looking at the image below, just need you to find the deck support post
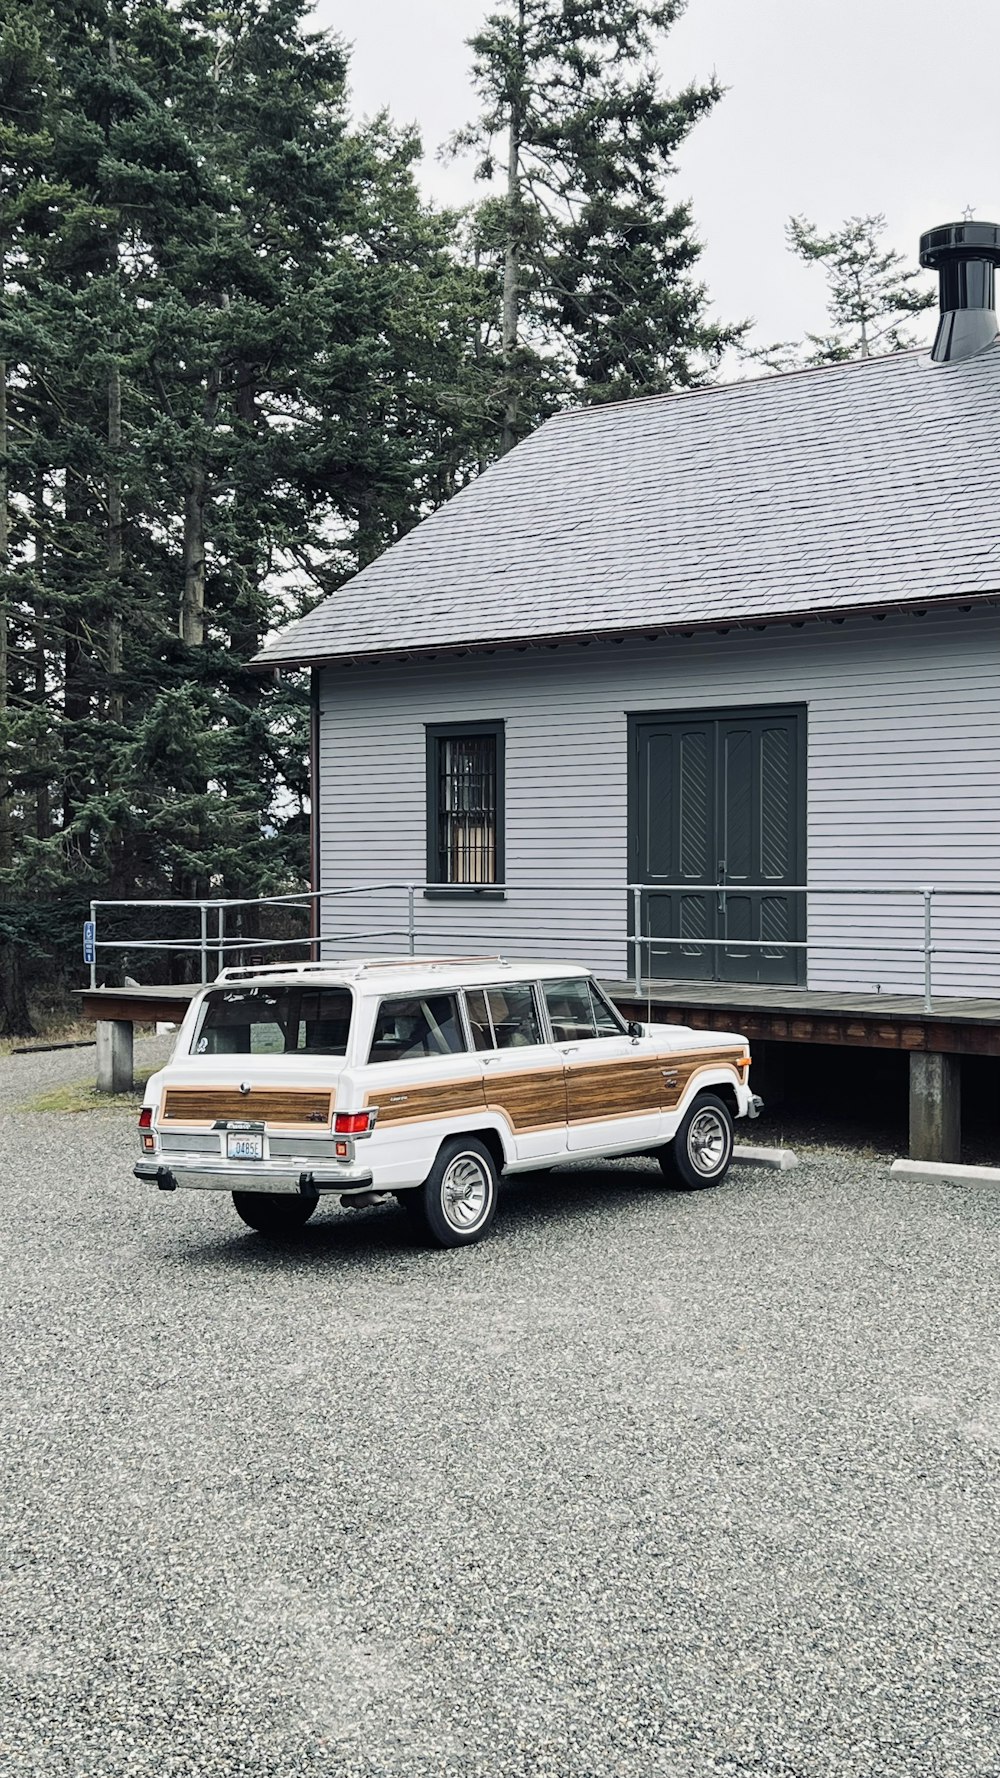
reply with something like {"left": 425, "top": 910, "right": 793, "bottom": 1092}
{"left": 96, "top": 1019, "right": 134, "bottom": 1095}
{"left": 909, "top": 1051, "right": 960, "bottom": 1162}
{"left": 751, "top": 1040, "right": 786, "bottom": 1108}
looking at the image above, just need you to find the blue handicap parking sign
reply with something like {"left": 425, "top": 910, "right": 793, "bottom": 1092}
{"left": 83, "top": 921, "right": 96, "bottom": 965}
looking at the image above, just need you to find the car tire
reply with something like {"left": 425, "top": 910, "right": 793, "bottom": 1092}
{"left": 232, "top": 1191, "right": 318, "bottom": 1234}
{"left": 417, "top": 1137, "right": 499, "bottom": 1248}
{"left": 658, "top": 1092, "right": 734, "bottom": 1190}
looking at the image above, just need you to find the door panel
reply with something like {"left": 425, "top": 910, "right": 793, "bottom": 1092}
{"left": 716, "top": 713, "right": 801, "bottom": 985}
{"left": 633, "top": 708, "right": 804, "bottom": 986}
{"left": 636, "top": 719, "right": 715, "bottom": 981}
{"left": 480, "top": 1050, "right": 568, "bottom": 1161}
{"left": 561, "top": 1038, "right": 663, "bottom": 1151}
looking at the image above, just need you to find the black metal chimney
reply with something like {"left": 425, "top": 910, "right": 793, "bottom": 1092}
{"left": 919, "top": 220, "right": 1000, "bottom": 363}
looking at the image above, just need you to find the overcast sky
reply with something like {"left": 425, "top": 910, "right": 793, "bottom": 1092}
{"left": 313, "top": 0, "right": 1000, "bottom": 353}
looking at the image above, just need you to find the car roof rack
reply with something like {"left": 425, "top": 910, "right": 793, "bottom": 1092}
{"left": 215, "top": 961, "right": 335, "bottom": 982}
{"left": 214, "top": 955, "right": 512, "bottom": 984}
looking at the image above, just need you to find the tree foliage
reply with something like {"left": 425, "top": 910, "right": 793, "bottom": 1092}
{"left": 0, "top": 0, "right": 731, "bottom": 1032}
{"left": 453, "top": 0, "right": 743, "bottom": 449}
{"left": 0, "top": 0, "right": 489, "bottom": 1031}
{"left": 746, "top": 213, "right": 935, "bottom": 373}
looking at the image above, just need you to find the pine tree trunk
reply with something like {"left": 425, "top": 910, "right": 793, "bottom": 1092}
{"left": 105, "top": 35, "right": 124, "bottom": 717}
{"left": 33, "top": 470, "right": 49, "bottom": 843}
{"left": 62, "top": 476, "right": 90, "bottom": 835}
{"left": 0, "top": 341, "right": 11, "bottom": 879}
{"left": 500, "top": 2, "right": 526, "bottom": 456}
{"left": 107, "top": 359, "right": 123, "bottom": 716}
{"left": 0, "top": 337, "right": 34, "bottom": 1038}
{"left": 180, "top": 463, "right": 207, "bottom": 645}
{"left": 180, "top": 372, "right": 219, "bottom": 645}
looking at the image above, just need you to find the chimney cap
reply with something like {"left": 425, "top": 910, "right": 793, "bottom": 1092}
{"left": 920, "top": 220, "right": 1000, "bottom": 270}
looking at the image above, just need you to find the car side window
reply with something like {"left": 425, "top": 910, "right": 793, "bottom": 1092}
{"left": 589, "top": 982, "right": 626, "bottom": 1036}
{"left": 487, "top": 984, "right": 542, "bottom": 1049}
{"left": 464, "top": 983, "right": 542, "bottom": 1050}
{"left": 544, "top": 977, "right": 622, "bottom": 1042}
{"left": 465, "top": 988, "right": 494, "bottom": 1052}
{"left": 368, "top": 993, "right": 466, "bottom": 1063}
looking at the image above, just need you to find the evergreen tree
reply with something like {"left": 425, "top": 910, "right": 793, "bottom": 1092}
{"left": 0, "top": 0, "right": 487, "bottom": 1030}
{"left": 746, "top": 213, "right": 935, "bottom": 373}
{"left": 453, "top": 0, "right": 742, "bottom": 450}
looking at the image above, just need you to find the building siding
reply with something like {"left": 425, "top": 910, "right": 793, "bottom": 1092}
{"left": 317, "top": 608, "right": 1000, "bottom": 997}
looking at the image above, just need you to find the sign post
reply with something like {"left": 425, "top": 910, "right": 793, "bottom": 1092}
{"left": 83, "top": 920, "right": 96, "bottom": 987}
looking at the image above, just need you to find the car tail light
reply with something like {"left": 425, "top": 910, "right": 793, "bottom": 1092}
{"left": 334, "top": 1110, "right": 376, "bottom": 1136}
{"left": 138, "top": 1107, "right": 153, "bottom": 1130}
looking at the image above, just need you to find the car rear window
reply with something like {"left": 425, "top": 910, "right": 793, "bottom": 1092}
{"left": 193, "top": 986, "right": 353, "bottom": 1056}
{"left": 368, "top": 994, "right": 466, "bottom": 1063}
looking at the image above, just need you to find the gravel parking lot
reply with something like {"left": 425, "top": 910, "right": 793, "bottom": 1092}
{"left": 2, "top": 1042, "right": 999, "bottom": 1777}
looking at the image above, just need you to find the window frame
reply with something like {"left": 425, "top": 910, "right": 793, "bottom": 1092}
{"left": 539, "top": 975, "right": 630, "bottom": 1044}
{"left": 461, "top": 980, "right": 547, "bottom": 1052}
{"left": 365, "top": 990, "right": 470, "bottom": 1065}
{"left": 424, "top": 720, "right": 506, "bottom": 899}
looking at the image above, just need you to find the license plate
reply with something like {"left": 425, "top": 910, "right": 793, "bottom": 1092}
{"left": 227, "top": 1133, "right": 264, "bottom": 1161}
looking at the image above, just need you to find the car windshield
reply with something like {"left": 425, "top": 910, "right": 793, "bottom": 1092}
{"left": 192, "top": 985, "right": 353, "bottom": 1056}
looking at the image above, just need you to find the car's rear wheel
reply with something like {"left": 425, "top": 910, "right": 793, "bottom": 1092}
{"left": 417, "top": 1137, "right": 499, "bottom": 1248}
{"left": 658, "top": 1092, "right": 734, "bottom": 1190}
{"left": 232, "top": 1190, "right": 318, "bottom": 1234}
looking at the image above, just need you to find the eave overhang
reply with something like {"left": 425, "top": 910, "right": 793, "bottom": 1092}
{"left": 247, "top": 588, "right": 1000, "bottom": 675}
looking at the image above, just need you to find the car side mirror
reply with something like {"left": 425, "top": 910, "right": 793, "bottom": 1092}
{"left": 627, "top": 1019, "right": 644, "bottom": 1039}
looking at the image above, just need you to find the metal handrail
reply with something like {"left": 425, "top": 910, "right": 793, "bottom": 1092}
{"left": 85, "top": 877, "right": 1000, "bottom": 1015}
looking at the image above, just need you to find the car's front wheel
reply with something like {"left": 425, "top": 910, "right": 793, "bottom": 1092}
{"left": 232, "top": 1190, "right": 318, "bottom": 1234}
{"left": 658, "top": 1092, "right": 734, "bottom": 1190}
{"left": 418, "top": 1137, "right": 499, "bottom": 1248}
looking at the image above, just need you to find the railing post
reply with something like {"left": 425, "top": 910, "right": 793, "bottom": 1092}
{"left": 408, "top": 885, "right": 416, "bottom": 956}
{"left": 199, "top": 904, "right": 208, "bottom": 984}
{"left": 89, "top": 900, "right": 97, "bottom": 991}
{"left": 922, "top": 886, "right": 934, "bottom": 1013}
{"left": 217, "top": 905, "right": 225, "bottom": 979}
{"left": 631, "top": 885, "right": 642, "bottom": 997}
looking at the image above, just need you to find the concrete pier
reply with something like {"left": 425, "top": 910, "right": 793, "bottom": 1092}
{"left": 908, "top": 1051, "right": 961, "bottom": 1162}
{"left": 95, "top": 1019, "right": 135, "bottom": 1095}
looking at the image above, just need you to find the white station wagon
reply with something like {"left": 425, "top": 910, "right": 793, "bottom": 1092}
{"left": 135, "top": 957, "right": 762, "bottom": 1247}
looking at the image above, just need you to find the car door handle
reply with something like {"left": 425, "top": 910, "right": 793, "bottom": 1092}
{"left": 560, "top": 1046, "right": 580, "bottom": 1056}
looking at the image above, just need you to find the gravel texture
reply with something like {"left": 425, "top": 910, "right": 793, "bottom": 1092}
{"left": 0, "top": 1032, "right": 174, "bottom": 1110}
{"left": 2, "top": 1048, "right": 999, "bottom": 1776}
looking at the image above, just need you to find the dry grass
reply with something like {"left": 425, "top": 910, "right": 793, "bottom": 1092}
{"left": 22, "top": 1067, "right": 156, "bottom": 1115}
{"left": 0, "top": 1015, "right": 98, "bottom": 1059}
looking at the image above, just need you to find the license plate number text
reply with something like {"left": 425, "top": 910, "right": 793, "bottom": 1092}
{"left": 227, "top": 1133, "right": 264, "bottom": 1160}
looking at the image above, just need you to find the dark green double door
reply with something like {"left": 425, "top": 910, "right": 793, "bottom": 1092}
{"left": 630, "top": 707, "right": 806, "bottom": 985}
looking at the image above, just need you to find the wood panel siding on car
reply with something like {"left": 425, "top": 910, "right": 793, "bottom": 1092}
{"left": 161, "top": 1088, "right": 334, "bottom": 1127}
{"left": 366, "top": 1078, "right": 487, "bottom": 1127}
{"left": 564, "top": 1047, "right": 744, "bottom": 1123}
{"left": 482, "top": 1067, "right": 568, "bottom": 1132}
{"left": 564, "top": 1054, "right": 665, "bottom": 1124}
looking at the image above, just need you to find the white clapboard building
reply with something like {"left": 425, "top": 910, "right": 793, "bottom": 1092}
{"left": 255, "top": 222, "right": 1000, "bottom": 1010}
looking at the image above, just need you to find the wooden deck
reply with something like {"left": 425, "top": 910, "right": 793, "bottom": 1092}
{"left": 79, "top": 979, "right": 1000, "bottom": 1057}
{"left": 604, "top": 979, "right": 1000, "bottom": 1056}
{"left": 78, "top": 984, "right": 198, "bottom": 1024}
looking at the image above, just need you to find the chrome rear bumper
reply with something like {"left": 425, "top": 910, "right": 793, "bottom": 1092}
{"left": 134, "top": 1159, "right": 374, "bottom": 1195}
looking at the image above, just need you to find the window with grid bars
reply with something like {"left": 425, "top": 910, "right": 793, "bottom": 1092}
{"left": 426, "top": 723, "right": 504, "bottom": 887}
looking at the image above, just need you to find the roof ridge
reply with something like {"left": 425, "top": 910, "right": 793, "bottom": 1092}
{"left": 542, "top": 345, "right": 928, "bottom": 425}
